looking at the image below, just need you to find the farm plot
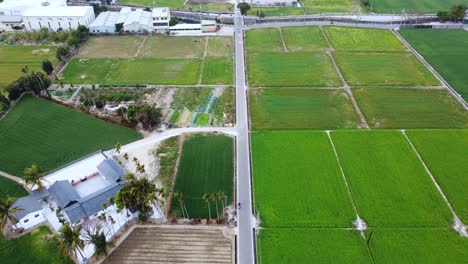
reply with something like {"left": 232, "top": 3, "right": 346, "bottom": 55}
{"left": 406, "top": 130, "right": 468, "bottom": 223}
{"left": 206, "top": 37, "right": 233, "bottom": 57}
{"left": 78, "top": 37, "right": 144, "bottom": 58}
{"left": 140, "top": 37, "right": 205, "bottom": 58}
{"left": 171, "top": 134, "right": 234, "bottom": 219}
{"left": 248, "top": 52, "right": 341, "bottom": 87}
{"left": 245, "top": 28, "right": 283, "bottom": 52}
{"left": 333, "top": 52, "right": 439, "bottom": 86}
{"left": 353, "top": 88, "right": 468, "bottom": 129}
{"left": 302, "top": 0, "right": 363, "bottom": 14}
{"left": 252, "top": 131, "right": 356, "bottom": 227}
{"left": 258, "top": 228, "right": 372, "bottom": 264}
{"left": 371, "top": 0, "right": 468, "bottom": 13}
{"left": 249, "top": 88, "right": 360, "bottom": 130}
{"left": 0, "top": 45, "right": 57, "bottom": 86}
{"left": 0, "top": 177, "right": 28, "bottom": 199}
{"left": 369, "top": 228, "right": 468, "bottom": 263}
{"left": 330, "top": 131, "right": 452, "bottom": 227}
{"left": 400, "top": 29, "right": 468, "bottom": 101}
{"left": 202, "top": 58, "right": 234, "bottom": 85}
{"left": 281, "top": 27, "right": 329, "bottom": 51}
{"left": 323, "top": 27, "right": 405, "bottom": 51}
{"left": 0, "top": 95, "right": 142, "bottom": 176}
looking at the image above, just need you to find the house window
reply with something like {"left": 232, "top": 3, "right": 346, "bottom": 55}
{"left": 24, "top": 219, "right": 29, "bottom": 223}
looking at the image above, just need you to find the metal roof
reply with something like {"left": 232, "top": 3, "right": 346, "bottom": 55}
{"left": 48, "top": 180, "right": 80, "bottom": 209}
{"left": 11, "top": 189, "right": 49, "bottom": 220}
{"left": 22, "top": 6, "right": 93, "bottom": 17}
{"left": 124, "top": 9, "right": 152, "bottom": 27}
{"left": 97, "top": 159, "right": 125, "bottom": 183}
{"left": 152, "top": 7, "right": 168, "bottom": 17}
{"left": 89, "top": 11, "right": 119, "bottom": 28}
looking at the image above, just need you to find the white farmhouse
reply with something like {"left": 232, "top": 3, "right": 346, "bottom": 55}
{"left": 152, "top": 7, "right": 170, "bottom": 33}
{"left": 22, "top": 6, "right": 95, "bottom": 31}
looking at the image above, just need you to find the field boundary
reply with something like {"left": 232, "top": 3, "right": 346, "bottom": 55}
{"left": 392, "top": 29, "right": 468, "bottom": 110}
{"left": 166, "top": 134, "right": 185, "bottom": 216}
{"left": 401, "top": 130, "right": 467, "bottom": 237}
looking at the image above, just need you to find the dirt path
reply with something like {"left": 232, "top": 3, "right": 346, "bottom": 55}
{"left": 0, "top": 171, "right": 29, "bottom": 192}
{"left": 402, "top": 130, "right": 467, "bottom": 237}
{"left": 198, "top": 37, "right": 210, "bottom": 85}
{"left": 166, "top": 135, "right": 185, "bottom": 216}
{"left": 134, "top": 37, "right": 147, "bottom": 57}
{"left": 278, "top": 28, "right": 288, "bottom": 52}
{"left": 392, "top": 29, "right": 467, "bottom": 110}
{"left": 320, "top": 26, "right": 335, "bottom": 51}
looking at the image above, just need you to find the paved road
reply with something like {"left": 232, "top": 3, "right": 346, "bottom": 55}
{"left": 234, "top": 5, "right": 256, "bottom": 264}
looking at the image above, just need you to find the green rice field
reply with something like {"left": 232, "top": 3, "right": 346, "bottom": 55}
{"left": 400, "top": 29, "right": 468, "bottom": 100}
{"left": 249, "top": 88, "right": 360, "bottom": 130}
{"left": 0, "top": 95, "right": 142, "bottom": 176}
{"left": 78, "top": 37, "right": 144, "bottom": 58}
{"left": 281, "top": 27, "right": 329, "bottom": 51}
{"left": 371, "top": 0, "right": 468, "bottom": 13}
{"left": 406, "top": 130, "right": 468, "bottom": 223}
{"left": 353, "top": 88, "right": 468, "bottom": 129}
{"left": 171, "top": 134, "right": 234, "bottom": 218}
{"left": 323, "top": 27, "right": 405, "bottom": 51}
{"left": 330, "top": 131, "right": 452, "bottom": 227}
{"left": 0, "top": 177, "right": 28, "bottom": 199}
{"left": 201, "top": 58, "right": 233, "bottom": 85}
{"left": 246, "top": 28, "right": 283, "bottom": 52}
{"left": 333, "top": 52, "right": 439, "bottom": 86}
{"left": 252, "top": 131, "right": 355, "bottom": 227}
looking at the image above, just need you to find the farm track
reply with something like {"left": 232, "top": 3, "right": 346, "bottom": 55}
{"left": 105, "top": 226, "right": 233, "bottom": 264}
{"left": 0, "top": 171, "right": 27, "bottom": 190}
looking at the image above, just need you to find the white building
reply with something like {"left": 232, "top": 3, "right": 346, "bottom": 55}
{"left": 123, "top": 8, "right": 152, "bottom": 33}
{"left": 152, "top": 7, "right": 170, "bottom": 33}
{"left": 88, "top": 11, "right": 119, "bottom": 33}
{"left": 22, "top": 6, "right": 95, "bottom": 31}
{"left": 0, "top": 0, "right": 66, "bottom": 16}
{"left": 249, "top": 0, "right": 298, "bottom": 7}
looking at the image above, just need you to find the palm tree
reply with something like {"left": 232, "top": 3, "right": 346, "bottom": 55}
{"left": 217, "top": 191, "right": 225, "bottom": 219}
{"left": 115, "top": 143, "right": 121, "bottom": 154}
{"left": 108, "top": 196, "right": 122, "bottom": 228}
{"left": 57, "top": 223, "right": 85, "bottom": 260}
{"left": 83, "top": 223, "right": 112, "bottom": 260}
{"left": 202, "top": 193, "right": 211, "bottom": 220}
{"left": 0, "top": 196, "right": 22, "bottom": 233}
{"left": 211, "top": 193, "right": 219, "bottom": 221}
{"left": 23, "top": 164, "right": 45, "bottom": 190}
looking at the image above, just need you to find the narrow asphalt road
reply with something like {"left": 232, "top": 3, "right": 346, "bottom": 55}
{"left": 234, "top": 6, "right": 256, "bottom": 264}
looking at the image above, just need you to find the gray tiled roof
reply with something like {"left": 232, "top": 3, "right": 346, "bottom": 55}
{"left": 11, "top": 189, "right": 49, "bottom": 220}
{"left": 63, "top": 203, "right": 87, "bottom": 224}
{"left": 48, "top": 180, "right": 80, "bottom": 209}
{"left": 97, "top": 159, "right": 125, "bottom": 183}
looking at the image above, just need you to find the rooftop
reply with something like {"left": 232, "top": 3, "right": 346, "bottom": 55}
{"left": 89, "top": 11, "right": 119, "bottom": 28}
{"left": 152, "top": 7, "right": 169, "bottom": 17}
{"left": 22, "top": 6, "right": 93, "bottom": 17}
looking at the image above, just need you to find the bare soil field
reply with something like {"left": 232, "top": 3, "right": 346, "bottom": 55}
{"left": 106, "top": 225, "right": 234, "bottom": 264}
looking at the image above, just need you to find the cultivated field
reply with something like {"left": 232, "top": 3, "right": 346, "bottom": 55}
{"left": 400, "top": 29, "right": 468, "bottom": 100}
{"left": 248, "top": 0, "right": 363, "bottom": 16}
{"left": 0, "top": 95, "right": 142, "bottom": 176}
{"left": 0, "top": 177, "right": 27, "bottom": 199}
{"left": 324, "top": 27, "right": 406, "bottom": 51}
{"left": 59, "top": 36, "right": 233, "bottom": 85}
{"left": 249, "top": 89, "right": 360, "bottom": 130}
{"left": 117, "top": 0, "right": 232, "bottom": 12}
{"left": 0, "top": 45, "right": 57, "bottom": 86}
{"left": 330, "top": 131, "right": 452, "bottom": 227}
{"left": 106, "top": 226, "right": 234, "bottom": 264}
{"left": 371, "top": 0, "right": 468, "bottom": 13}
{"left": 353, "top": 88, "right": 468, "bottom": 128}
{"left": 171, "top": 134, "right": 234, "bottom": 218}
{"left": 252, "top": 131, "right": 356, "bottom": 227}
{"left": 281, "top": 27, "right": 329, "bottom": 51}
{"left": 406, "top": 130, "right": 468, "bottom": 223}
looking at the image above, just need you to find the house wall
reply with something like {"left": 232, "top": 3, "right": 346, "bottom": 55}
{"left": 89, "top": 25, "right": 116, "bottom": 33}
{"left": 124, "top": 22, "right": 152, "bottom": 33}
{"left": 14, "top": 210, "right": 47, "bottom": 230}
{"left": 23, "top": 9, "right": 95, "bottom": 31}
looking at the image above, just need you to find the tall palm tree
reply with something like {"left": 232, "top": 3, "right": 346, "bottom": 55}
{"left": 57, "top": 223, "right": 85, "bottom": 260}
{"left": 0, "top": 196, "right": 22, "bottom": 232}
{"left": 23, "top": 164, "right": 45, "bottom": 190}
{"left": 202, "top": 193, "right": 211, "bottom": 220}
{"left": 83, "top": 223, "right": 112, "bottom": 260}
{"left": 211, "top": 193, "right": 219, "bottom": 221}
{"left": 217, "top": 191, "right": 225, "bottom": 219}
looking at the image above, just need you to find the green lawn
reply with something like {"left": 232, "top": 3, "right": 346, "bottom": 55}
{"left": 252, "top": 131, "right": 355, "bottom": 227}
{"left": 140, "top": 37, "right": 205, "bottom": 58}
{"left": 78, "top": 37, "right": 144, "bottom": 58}
{"left": 258, "top": 228, "right": 372, "bottom": 264}
{"left": 0, "top": 45, "right": 57, "bottom": 86}
{"left": 333, "top": 52, "right": 439, "bottom": 86}
{"left": 371, "top": 0, "right": 468, "bottom": 13}
{"left": 406, "top": 130, "right": 468, "bottom": 223}
{"left": 324, "top": 27, "right": 406, "bottom": 51}
{"left": 369, "top": 228, "right": 468, "bottom": 263}
{"left": 171, "top": 134, "right": 234, "bottom": 218}
{"left": 248, "top": 52, "right": 341, "bottom": 87}
{"left": 0, "top": 226, "right": 73, "bottom": 264}
{"left": 353, "top": 88, "right": 468, "bottom": 129}
{"left": 330, "top": 131, "right": 452, "bottom": 227}
{"left": 201, "top": 58, "right": 233, "bottom": 85}
{"left": 0, "top": 95, "right": 142, "bottom": 176}
{"left": 400, "top": 29, "right": 468, "bottom": 100}
{"left": 59, "top": 58, "right": 202, "bottom": 85}
{"left": 245, "top": 28, "right": 283, "bottom": 52}
{"left": 0, "top": 177, "right": 28, "bottom": 199}
{"left": 249, "top": 88, "right": 360, "bottom": 130}
{"left": 281, "top": 27, "right": 329, "bottom": 51}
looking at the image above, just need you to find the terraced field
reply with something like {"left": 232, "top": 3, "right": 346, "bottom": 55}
{"left": 106, "top": 226, "right": 233, "bottom": 264}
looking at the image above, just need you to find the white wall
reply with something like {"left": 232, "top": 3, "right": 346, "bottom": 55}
{"left": 23, "top": 9, "right": 95, "bottom": 31}
{"left": 14, "top": 210, "right": 47, "bottom": 230}
{"left": 124, "top": 22, "right": 152, "bottom": 33}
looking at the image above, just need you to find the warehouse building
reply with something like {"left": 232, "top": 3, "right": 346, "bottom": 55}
{"left": 22, "top": 6, "right": 95, "bottom": 31}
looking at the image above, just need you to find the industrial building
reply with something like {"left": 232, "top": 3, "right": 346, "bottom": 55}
{"left": 22, "top": 6, "right": 95, "bottom": 31}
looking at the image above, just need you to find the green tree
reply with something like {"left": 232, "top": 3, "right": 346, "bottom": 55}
{"left": 41, "top": 60, "right": 54, "bottom": 75}
{"left": 437, "top": 10, "right": 450, "bottom": 22}
{"left": 0, "top": 196, "right": 21, "bottom": 233}
{"left": 57, "top": 223, "right": 85, "bottom": 260}
{"left": 169, "top": 17, "right": 179, "bottom": 26}
{"left": 237, "top": 2, "right": 251, "bottom": 16}
{"left": 449, "top": 4, "right": 467, "bottom": 21}
{"left": 56, "top": 45, "right": 70, "bottom": 61}
{"left": 202, "top": 193, "right": 211, "bottom": 220}
{"left": 23, "top": 164, "right": 45, "bottom": 190}
{"left": 83, "top": 223, "right": 111, "bottom": 259}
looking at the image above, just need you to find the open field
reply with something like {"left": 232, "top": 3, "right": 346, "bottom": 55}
{"left": 249, "top": 89, "right": 360, "bottom": 130}
{"left": 333, "top": 52, "right": 439, "bottom": 86}
{"left": 302, "top": 0, "right": 362, "bottom": 14}
{"left": 245, "top": 28, "right": 283, "bottom": 52}
{"left": 140, "top": 37, "right": 205, "bottom": 58}
{"left": 248, "top": 52, "right": 341, "bottom": 87}
{"left": 248, "top": 7, "right": 305, "bottom": 16}
{"left": 330, "top": 131, "right": 452, "bottom": 227}
{"left": 371, "top": 0, "right": 468, "bottom": 13}
{"left": 0, "top": 45, "right": 57, "bottom": 86}
{"left": 252, "top": 132, "right": 355, "bottom": 227}
{"left": 353, "top": 88, "right": 468, "bottom": 129}
{"left": 206, "top": 37, "right": 233, "bottom": 57}
{"left": 202, "top": 58, "right": 234, "bottom": 85}
{"left": 0, "top": 177, "right": 28, "bottom": 199}
{"left": 0, "top": 226, "right": 73, "bottom": 264}
{"left": 281, "top": 27, "right": 329, "bottom": 51}
{"left": 106, "top": 226, "right": 233, "bottom": 264}
{"left": 78, "top": 37, "right": 143, "bottom": 58}
{"left": 258, "top": 228, "right": 372, "bottom": 264}
{"left": 117, "top": 0, "right": 232, "bottom": 12}
{"left": 171, "top": 134, "right": 233, "bottom": 218}
{"left": 406, "top": 130, "right": 468, "bottom": 223}
{"left": 400, "top": 29, "right": 468, "bottom": 100}
{"left": 369, "top": 228, "right": 468, "bottom": 263}
{"left": 323, "top": 27, "right": 405, "bottom": 51}
{"left": 0, "top": 95, "right": 142, "bottom": 176}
